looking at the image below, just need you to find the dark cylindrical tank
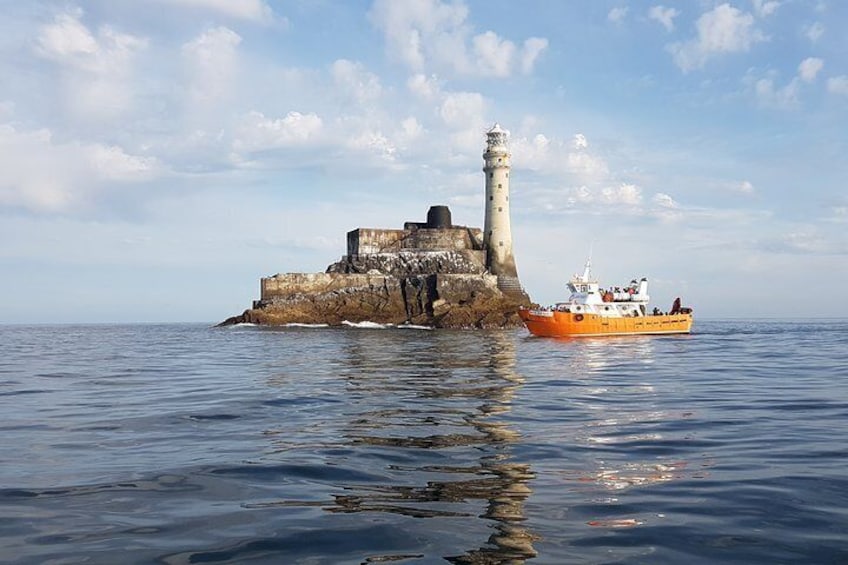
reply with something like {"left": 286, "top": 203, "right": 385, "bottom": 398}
{"left": 426, "top": 205, "right": 452, "bottom": 228}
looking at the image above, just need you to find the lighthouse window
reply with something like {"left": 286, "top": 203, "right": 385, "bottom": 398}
{"left": 498, "top": 183, "right": 502, "bottom": 188}
{"left": 498, "top": 158, "right": 502, "bottom": 163}
{"left": 506, "top": 172, "right": 509, "bottom": 177}
{"left": 499, "top": 241, "right": 504, "bottom": 246}
{"left": 489, "top": 173, "right": 494, "bottom": 178}
{"left": 498, "top": 207, "right": 502, "bottom": 212}
{"left": 489, "top": 196, "right": 493, "bottom": 201}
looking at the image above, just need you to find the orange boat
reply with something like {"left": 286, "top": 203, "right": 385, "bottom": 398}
{"left": 519, "top": 259, "right": 693, "bottom": 337}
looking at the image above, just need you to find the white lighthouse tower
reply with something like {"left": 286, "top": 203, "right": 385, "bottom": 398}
{"left": 483, "top": 123, "right": 522, "bottom": 294}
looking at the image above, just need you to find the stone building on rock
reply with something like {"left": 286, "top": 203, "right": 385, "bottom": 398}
{"left": 224, "top": 124, "right": 531, "bottom": 328}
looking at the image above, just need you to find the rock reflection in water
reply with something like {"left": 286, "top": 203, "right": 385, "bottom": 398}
{"left": 338, "top": 330, "right": 538, "bottom": 563}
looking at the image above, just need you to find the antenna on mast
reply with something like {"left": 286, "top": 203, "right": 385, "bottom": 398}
{"left": 581, "top": 243, "right": 594, "bottom": 282}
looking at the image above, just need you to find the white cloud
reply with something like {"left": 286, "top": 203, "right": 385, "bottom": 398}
{"left": 439, "top": 91, "right": 486, "bottom": 129}
{"left": 36, "top": 8, "right": 98, "bottom": 59}
{"left": 348, "top": 130, "right": 397, "bottom": 160}
{"left": 804, "top": 22, "right": 824, "bottom": 42}
{"left": 754, "top": 76, "right": 799, "bottom": 108}
{"left": 369, "top": 0, "right": 467, "bottom": 71}
{"left": 738, "top": 180, "right": 755, "bottom": 193}
{"left": 35, "top": 8, "right": 147, "bottom": 120}
{"left": 749, "top": 60, "right": 822, "bottom": 108}
{"left": 230, "top": 109, "right": 415, "bottom": 168}
{"left": 828, "top": 207, "right": 848, "bottom": 223}
{"left": 534, "top": 133, "right": 551, "bottom": 148}
{"left": 601, "top": 183, "right": 642, "bottom": 205}
{"left": 407, "top": 73, "right": 441, "bottom": 100}
{"left": 0, "top": 124, "right": 159, "bottom": 213}
{"left": 527, "top": 181, "right": 648, "bottom": 215}
{"left": 521, "top": 37, "right": 549, "bottom": 74}
{"left": 827, "top": 76, "right": 848, "bottom": 96}
{"left": 150, "top": 0, "right": 275, "bottom": 23}
{"left": 798, "top": 57, "right": 823, "bottom": 83}
{"left": 369, "top": 0, "right": 548, "bottom": 77}
{"left": 472, "top": 31, "right": 515, "bottom": 77}
{"left": 570, "top": 186, "right": 592, "bottom": 204}
{"left": 653, "top": 193, "right": 679, "bottom": 208}
{"left": 572, "top": 133, "right": 588, "bottom": 150}
{"left": 650, "top": 192, "right": 682, "bottom": 222}
{"left": 331, "top": 59, "right": 382, "bottom": 103}
{"left": 511, "top": 132, "right": 610, "bottom": 186}
{"left": 649, "top": 6, "right": 680, "bottom": 32}
{"left": 751, "top": 0, "right": 780, "bottom": 17}
{"left": 437, "top": 91, "right": 488, "bottom": 156}
{"left": 566, "top": 152, "right": 609, "bottom": 180}
{"left": 608, "top": 7, "right": 628, "bottom": 24}
{"left": 181, "top": 26, "right": 242, "bottom": 106}
{"left": 232, "top": 110, "right": 324, "bottom": 153}
{"left": 765, "top": 231, "right": 836, "bottom": 255}
{"left": 668, "top": 3, "right": 766, "bottom": 72}
{"left": 89, "top": 145, "right": 158, "bottom": 181}
{"left": 400, "top": 116, "right": 424, "bottom": 140}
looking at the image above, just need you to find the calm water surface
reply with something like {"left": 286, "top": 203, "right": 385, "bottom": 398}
{"left": 1, "top": 320, "right": 847, "bottom": 564}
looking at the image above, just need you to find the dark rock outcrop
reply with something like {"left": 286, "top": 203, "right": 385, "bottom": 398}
{"left": 219, "top": 272, "right": 531, "bottom": 329}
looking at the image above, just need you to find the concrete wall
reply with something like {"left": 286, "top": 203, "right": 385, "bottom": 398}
{"left": 260, "top": 271, "right": 498, "bottom": 303}
{"left": 261, "top": 272, "right": 392, "bottom": 301}
{"left": 347, "top": 227, "right": 483, "bottom": 256}
{"left": 403, "top": 227, "right": 483, "bottom": 251}
{"left": 347, "top": 229, "right": 407, "bottom": 255}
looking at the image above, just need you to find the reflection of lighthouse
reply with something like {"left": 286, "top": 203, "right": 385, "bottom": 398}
{"left": 483, "top": 124, "right": 523, "bottom": 296}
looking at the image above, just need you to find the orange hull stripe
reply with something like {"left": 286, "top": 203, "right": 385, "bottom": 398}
{"left": 519, "top": 311, "right": 693, "bottom": 338}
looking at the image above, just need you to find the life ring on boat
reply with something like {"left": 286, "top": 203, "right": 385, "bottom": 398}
{"left": 574, "top": 314, "right": 584, "bottom": 322}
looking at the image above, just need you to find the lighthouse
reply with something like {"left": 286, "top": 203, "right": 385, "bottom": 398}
{"left": 483, "top": 123, "right": 522, "bottom": 294}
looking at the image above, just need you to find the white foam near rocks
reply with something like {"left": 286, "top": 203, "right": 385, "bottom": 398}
{"left": 340, "top": 320, "right": 433, "bottom": 330}
{"left": 342, "top": 320, "right": 390, "bottom": 329}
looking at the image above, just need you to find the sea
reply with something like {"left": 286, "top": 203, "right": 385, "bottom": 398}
{"left": 1, "top": 320, "right": 846, "bottom": 564}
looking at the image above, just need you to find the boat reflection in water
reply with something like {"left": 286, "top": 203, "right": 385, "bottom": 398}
{"left": 543, "top": 335, "right": 711, "bottom": 531}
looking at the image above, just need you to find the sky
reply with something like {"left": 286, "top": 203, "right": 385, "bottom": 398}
{"left": 1, "top": 0, "right": 846, "bottom": 323}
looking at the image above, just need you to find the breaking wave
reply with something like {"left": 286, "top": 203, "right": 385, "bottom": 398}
{"left": 341, "top": 321, "right": 433, "bottom": 330}
{"left": 342, "top": 321, "right": 391, "bottom": 329}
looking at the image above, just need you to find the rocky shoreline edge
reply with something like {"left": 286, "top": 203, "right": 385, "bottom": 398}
{"left": 218, "top": 272, "right": 531, "bottom": 329}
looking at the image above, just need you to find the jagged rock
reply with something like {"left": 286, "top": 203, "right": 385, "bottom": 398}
{"left": 218, "top": 272, "right": 530, "bottom": 329}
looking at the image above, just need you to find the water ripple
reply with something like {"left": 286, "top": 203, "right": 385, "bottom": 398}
{"left": 0, "top": 320, "right": 846, "bottom": 563}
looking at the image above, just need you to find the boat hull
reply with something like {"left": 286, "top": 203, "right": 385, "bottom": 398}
{"left": 519, "top": 309, "right": 692, "bottom": 338}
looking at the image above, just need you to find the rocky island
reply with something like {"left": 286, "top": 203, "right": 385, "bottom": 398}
{"left": 220, "top": 124, "right": 533, "bottom": 329}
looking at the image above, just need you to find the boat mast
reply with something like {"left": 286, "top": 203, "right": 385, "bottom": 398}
{"left": 581, "top": 244, "right": 593, "bottom": 282}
